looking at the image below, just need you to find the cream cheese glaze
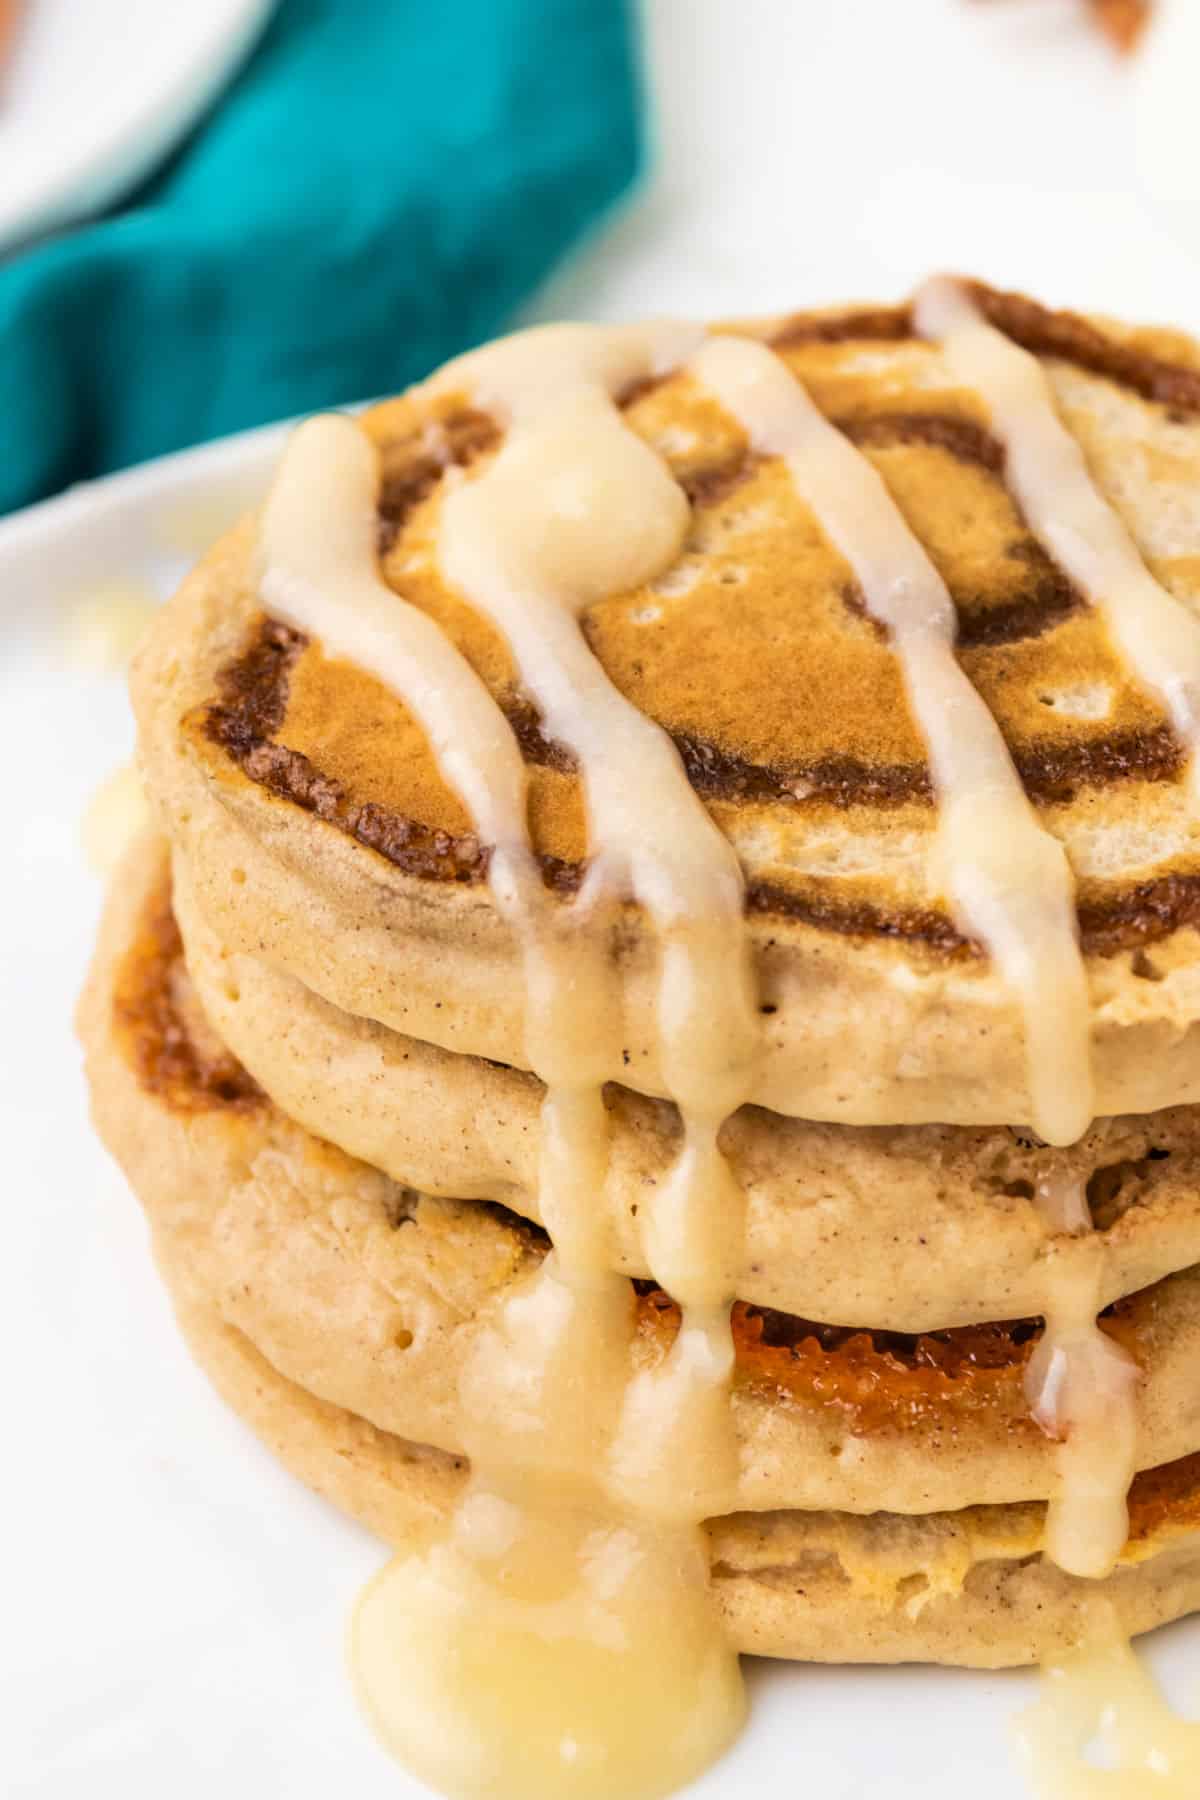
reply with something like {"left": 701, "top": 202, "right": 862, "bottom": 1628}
{"left": 914, "top": 277, "right": 1200, "bottom": 1793}
{"left": 258, "top": 323, "right": 758, "bottom": 1796}
{"left": 253, "top": 290, "right": 1200, "bottom": 1799}
{"left": 691, "top": 333, "right": 1092, "bottom": 1151}
{"left": 358, "top": 324, "right": 757, "bottom": 1799}
{"left": 914, "top": 277, "right": 1200, "bottom": 803}
{"left": 1025, "top": 1175, "right": 1140, "bottom": 1580}
{"left": 1015, "top": 1607, "right": 1200, "bottom": 1797}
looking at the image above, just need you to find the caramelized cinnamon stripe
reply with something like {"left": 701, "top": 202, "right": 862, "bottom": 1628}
{"left": 836, "top": 412, "right": 1004, "bottom": 473}
{"left": 376, "top": 409, "right": 500, "bottom": 550}
{"left": 639, "top": 409, "right": 1087, "bottom": 653}
{"left": 202, "top": 619, "right": 1200, "bottom": 955}
{"left": 773, "top": 280, "right": 1200, "bottom": 417}
{"left": 500, "top": 695, "right": 578, "bottom": 775}
{"left": 113, "top": 886, "right": 261, "bottom": 1112}
{"left": 951, "top": 577, "right": 1082, "bottom": 649}
{"left": 771, "top": 306, "right": 913, "bottom": 348}
{"left": 676, "top": 735, "right": 932, "bottom": 808}
{"left": 676, "top": 452, "right": 758, "bottom": 509}
{"left": 200, "top": 279, "right": 1200, "bottom": 948}
{"left": 743, "top": 881, "right": 972, "bottom": 954}
{"left": 967, "top": 280, "right": 1200, "bottom": 416}
{"left": 1013, "top": 727, "right": 1184, "bottom": 801}
{"left": 203, "top": 620, "right": 488, "bottom": 885}
{"left": 1079, "top": 875, "right": 1200, "bottom": 958}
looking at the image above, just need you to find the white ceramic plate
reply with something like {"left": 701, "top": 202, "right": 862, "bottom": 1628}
{"left": 0, "top": 0, "right": 275, "bottom": 254}
{"left": 7, "top": 1, "right": 1200, "bottom": 1787}
{"left": 3, "top": 425, "right": 1200, "bottom": 1800}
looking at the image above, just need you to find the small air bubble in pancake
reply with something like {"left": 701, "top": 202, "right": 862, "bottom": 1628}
{"left": 651, "top": 425, "right": 698, "bottom": 457}
{"left": 1037, "top": 684, "right": 1113, "bottom": 721}
{"left": 650, "top": 560, "right": 700, "bottom": 597}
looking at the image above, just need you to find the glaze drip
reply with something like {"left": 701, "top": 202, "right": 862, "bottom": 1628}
{"left": 250, "top": 287, "right": 1200, "bottom": 1800}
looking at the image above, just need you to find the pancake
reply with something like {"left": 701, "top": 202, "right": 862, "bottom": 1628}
{"left": 81, "top": 836, "right": 1200, "bottom": 1667}
{"left": 88, "top": 283, "right": 1200, "bottom": 1759}
{"left": 157, "top": 1267, "right": 1200, "bottom": 1670}
{"left": 156, "top": 1243, "right": 1200, "bottom": 1671}
{"left": 175, "top": 848, "right": 1200, "bottom": 1333}
{"left": 79, "top": 837, "right": 1200, "bottom": 1519}
{"left": 164, "top": 1273, "right": 1200, "bottom": 1669}
{"left": 133, "top": 283, "right": 1200, "bottom": 1132}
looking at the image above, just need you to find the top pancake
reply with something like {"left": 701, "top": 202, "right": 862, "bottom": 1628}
{"left": 133, "top": 283, "right": 1200, "bottom": 1128}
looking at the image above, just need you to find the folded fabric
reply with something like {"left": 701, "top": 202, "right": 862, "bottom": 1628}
{"left": 0, "top": 0, "right": 643, "bottom": 514}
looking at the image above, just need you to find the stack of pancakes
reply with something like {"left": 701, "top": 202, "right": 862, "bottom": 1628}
{"left": 80, "top": 284, "right": 1200, "bottom": 1669}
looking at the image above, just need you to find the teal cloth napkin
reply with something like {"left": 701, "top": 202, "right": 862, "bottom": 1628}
{"left": 0, "top": 0, "right": 643, "bottom": 514}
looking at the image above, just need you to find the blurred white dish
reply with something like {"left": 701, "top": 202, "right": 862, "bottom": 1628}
{"left": 0, "top": 0, "right": 275, "bottom": 254}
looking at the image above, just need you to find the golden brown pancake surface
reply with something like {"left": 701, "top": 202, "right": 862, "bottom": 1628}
{"left": 132, "top": 283, "right": 1200, "bottom": 1128}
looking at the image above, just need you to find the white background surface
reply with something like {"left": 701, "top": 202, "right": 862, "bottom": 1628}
{"left": 533, "top": 0, "right": 1200, "bottom": 331}
{"left": 4, "top": 1, "right": 1200, "bottom": 1795}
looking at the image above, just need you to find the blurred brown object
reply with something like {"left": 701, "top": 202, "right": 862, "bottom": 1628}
{"left": 1090, "top": 0, "right": 1151, "bottom": 50}
{"left": 975, "top": 0, "right": 1151, "bottom": 52}
{"left": 0, "top": 0, "right": 22, "bottom": 79}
